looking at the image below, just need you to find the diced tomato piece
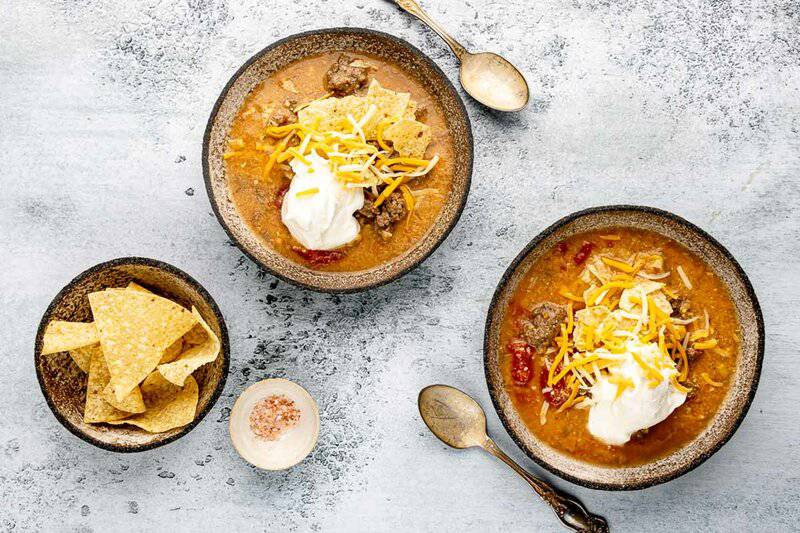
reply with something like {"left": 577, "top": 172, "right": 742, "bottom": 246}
{"left": 274, "top": 182, "right": 290, "bottom": 209}
{"left": 573, "top": 241, "right": 594, "bottom": 265}
{"left": 539, "top": 367, "right": 569, "bottom": 407}
{"left": 292, "top": 247, "right": 346, "bottom": 266}
{"left": 556, "top": 241, "right": 568, "bottom": 255}
{"left": 508, "top": 339, "right": 534, "bottom": 385}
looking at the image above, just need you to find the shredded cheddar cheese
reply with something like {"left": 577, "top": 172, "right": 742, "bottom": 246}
{"left": 677, "top": 265, "right": 693, "bottom": 290}
{"left": 559, "top": 289, "right": 584, "bottom": 302}
{"left": 295, "top": 187, "right": 319, "bottom": 198}
{"left": 374, "top": 176, "right": 406, "bottom": 208}
{"left": 602, "top": 256, "right": 636, "bottom": 273}
{"left": 701, "top": 373, "right": 723, "bottom": 387}
{"left": 693, "top": 339, "right": 718, "bottom": 350}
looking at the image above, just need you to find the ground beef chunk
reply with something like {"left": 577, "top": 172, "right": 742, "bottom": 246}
{"left": 270, "top": 99, "right": 297, "bottom": 126}
{"left": 357, "top": 199, "right": 379, "bottom": 220}
{"left": 668, "top": 296, "right": 692, "bottom": 319}
{"left": 520, "top": 302, "right": 567, "bottom": 350}
{"left": 324, "top": 55, "right": 369, "bottom": 96}
{"left": 358, "top": 193, "right": 407, "bottom": 230}
{"left": 375, "top": 192, "right": 407, "bottom": 229}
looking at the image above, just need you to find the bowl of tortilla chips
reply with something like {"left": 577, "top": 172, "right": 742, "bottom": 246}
{"left": 34, "top": 257, "right": 229, "bottom": 452}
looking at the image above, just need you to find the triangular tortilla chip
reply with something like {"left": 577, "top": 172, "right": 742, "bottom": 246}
{"left": 298, "top": 94, "right": 368, "bottom": 134}
{"left": 101, "top": 383, "right": 145, "bottom": 413}
{"left": 160, "top": 338, "right": 184, "bottom": 364}
{"left": 404, "top": 100, "right": 418, "bottom": 120}
{"left": 363, "top": 80, "right": 412, "bottom": 137}
{"left": 42, "top": 321, "right": 98, "bottom": 355}
{"left": 183, "top": 324, "right": 208, "bottom": 345}
{"left": 158, "top": 308, "right": 220, "bottom": 386}
{"left": 84, "top": 346, "right": 129, "bottom": 423}
{"left": 68, "top": 344, "right": 96, "bottom": 373}
{"left": 108, "top": 372, "right": 198, "bottom": 433}
{"left": 126, "top": 281, "right": 150, "bottom": 292}
{"left": 126, "top": 282, "right": 185, "bottom": 365}
{"left": 88, "top": 289, "right": 197, "bottom": 403}
{"left": 296, "top": 80, "right": 414, "bottom": 139}
{"left": 384, "top": 119, "right": 432, "bottom": 158}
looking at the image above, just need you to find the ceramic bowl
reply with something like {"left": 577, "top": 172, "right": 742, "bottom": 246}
{"left": 34, "top": 257, "right": 229, "bottom": 452}
{"left": 484, "top": 206, "right": 764, "bottom": 490}
{"left": 203, "top": 27, "right": 472, "bottom": 292}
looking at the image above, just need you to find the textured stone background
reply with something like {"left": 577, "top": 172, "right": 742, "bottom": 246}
{"left": 1, "top": 0, "right": 798, "bottom": 531}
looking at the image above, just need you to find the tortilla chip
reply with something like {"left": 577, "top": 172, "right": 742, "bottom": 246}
{"left": 126, "top": 281, "right": 150, "bottom": 292}
{"left": 297, "top": 80, "right": 414, "bottom": 139}
{"left": 363, "top": 80, "right": 412, "bottom": 137}
{"left": 42, "top": 321, "right": 99, "bottom": 355}
{"left": 84, "top": 346, "right": 129, "bottom": 423}
{"left": 298, "top": 94, "right": 368, "bottom": 134}
{"left": 384, "top": 119, "right": 432, "bottom": 158}
{"left": 158, "top": 308, "right": 220, "bottom": 386}
{"left": 101, "top": 383, "right": 146, "bottom": 413}
{"left": 183, "top": 324, "right": 208, "bottom": 345}
{"left": 68, "top": 344, "right": 96, "bottom": 373}
{"left": 88, "top": 289, "right": 197, "bottom": 403}
{"left": 160, "top": 337, "right": 184, "bottom": 364}
{"left": 404, "top": 100, "right": 418, "bottom": 120}
{"left": 108, "top": 372, "right": 198, "bottom": 433}
{"left": 124, "top": 282, "right": 184, "bottom": 365}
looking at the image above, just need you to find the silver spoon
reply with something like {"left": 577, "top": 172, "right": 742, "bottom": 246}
{"left": 393, "top": 0, "right": 530, "bottom": 112}
{"left": 418, "top": 384, "right": 609, "bottom": 532}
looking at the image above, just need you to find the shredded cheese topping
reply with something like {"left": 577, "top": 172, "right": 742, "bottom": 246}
{"left": 544, "top": 246, "right": 728, "bottom": 418}
{"left": 260, "top": 111, "right": 439, "bottom": 194}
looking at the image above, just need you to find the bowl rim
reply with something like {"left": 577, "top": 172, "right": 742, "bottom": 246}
{"left": 483, "top": 204, "right": 765, "bottom": 490}
{"left": 202, "top": 26, "right": 474, "bottom": 293}
{"left": 34, "top": 256, "right": 230, "bottom": 453}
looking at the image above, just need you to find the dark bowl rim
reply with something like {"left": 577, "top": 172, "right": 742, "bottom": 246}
{"left": 202, "top": 26, "right": 474, "bottom": 294}
{"left": 483, "top": 204, "right": 765, "bottom": 490}
{"left": 34, "top": 256, "right": 231, "bottom": 453}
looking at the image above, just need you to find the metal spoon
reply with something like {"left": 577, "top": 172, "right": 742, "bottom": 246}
{"left": 393, "top": 0, "right": 529, "bottom": 112}
{"left": 418, "top": 385, "right": 609, "bottom": 533}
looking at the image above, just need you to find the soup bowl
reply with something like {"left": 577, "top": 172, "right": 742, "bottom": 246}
{"left": 204, "top": 28, "right": 473, "bottom": 292}
{"left": 34, "top": 257, "right": 229, "bottom": 452}
{"left": 484, "top": 205, "right": 764, "bottom": 490}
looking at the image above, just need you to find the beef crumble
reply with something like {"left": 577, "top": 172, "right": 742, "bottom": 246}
{"left": 270, "top": 98, "right": 297, "bottom": 126}
{"left": 358, "top": 192, "right": 407, "bottom": 230}
{"left": 668, "top": 295, "right": 692, "bottom": 319}
{"left": 324, "top": 54, "right": 369, "bottom": 96}
{"left": 520, "top": 302, "right": 567, "bottom": 351}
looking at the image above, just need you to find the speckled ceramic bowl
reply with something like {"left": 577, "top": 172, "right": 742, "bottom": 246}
{"left": 484, "top": 206, "right": 764, "bottom": 490}
{"left": 34, "top": 257, "right": 229, "bottom": 452}
{"left": 203, "top": 28, "right": 473, "bottom": 293}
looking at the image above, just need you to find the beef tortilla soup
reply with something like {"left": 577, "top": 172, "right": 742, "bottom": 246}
{"left": 499, "top": 228, "right": 740, "bottom": 467}
{"left": 223, "top": 52, "right": 455, "bottom": 271}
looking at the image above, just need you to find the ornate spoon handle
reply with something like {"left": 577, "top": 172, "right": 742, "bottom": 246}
{"left": 393, "top": 0, "right": 468, "bottom": 60}
{"left": 482, "top": 438, "right": 610, "bottom": 532}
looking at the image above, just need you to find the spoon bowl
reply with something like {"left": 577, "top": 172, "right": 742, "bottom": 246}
{"left": 418, "top": 384, "right": 488, "bottom": 449}
{"left": 460, "top": 52, "right": 529, "bottom": 112}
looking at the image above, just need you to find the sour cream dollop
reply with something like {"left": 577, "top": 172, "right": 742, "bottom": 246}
{"left": 280, "top": 152, "right": 364, "bottom": 251}
{"left": 587, "top": 338, "right": 687, "bottom": 446}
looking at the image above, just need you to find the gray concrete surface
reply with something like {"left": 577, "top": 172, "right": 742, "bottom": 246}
{"left": 1, "top": 0, "right": 798, "bottom": 531}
